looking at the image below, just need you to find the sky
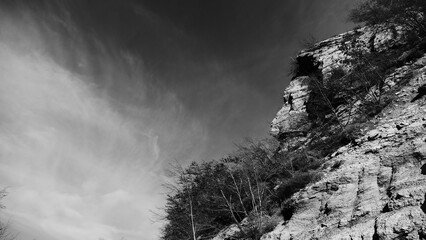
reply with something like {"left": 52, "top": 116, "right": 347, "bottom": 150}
{"left": 0, "top": 1, "right": 358, "bottom": 239}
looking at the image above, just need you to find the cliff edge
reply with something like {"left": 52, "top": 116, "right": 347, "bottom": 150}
{"left": 266, "top": 24, "right": 426, "bottom": 239}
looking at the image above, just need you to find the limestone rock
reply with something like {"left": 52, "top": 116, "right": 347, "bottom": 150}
{"left": 263, "top": 58, "right": 426, "bottom": 239}
{"left": 212, "top": 214, "right": 279, "bottom": 240}
{"left": 271, "top": 24, "right": 407, "bottom": 140}
{"left": 259, "top": 18, "right": 426, "bottom": 239}
{"left": 213, "top": 21, "right": 426, "bottom": 240}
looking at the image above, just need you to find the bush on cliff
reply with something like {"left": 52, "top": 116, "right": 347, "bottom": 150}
{"left": 349, "top": 0, "right": 426, "bottom": 36}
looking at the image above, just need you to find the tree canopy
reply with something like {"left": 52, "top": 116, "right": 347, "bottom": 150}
{"left": 161, "top": 139, "right": 323, "bottom": 240}
{"left": 349, "top": 0, "right": 426, "bottom": 34}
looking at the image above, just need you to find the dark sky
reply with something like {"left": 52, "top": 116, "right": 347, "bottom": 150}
{"left": 0, "top": 1, "right": 358, "bottom": 239}
{"left": 2, "top": 0, "right": 359, "bottom": 162}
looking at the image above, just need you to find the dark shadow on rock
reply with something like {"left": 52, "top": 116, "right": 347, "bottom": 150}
{"left": 382, "top": 203, "right": 391, "bottom": 213}
{"left": 421, "top": 163, "right": 426, "bottom": 175}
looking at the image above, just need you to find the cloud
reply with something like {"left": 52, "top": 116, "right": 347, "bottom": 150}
{"left": 0, "top": 41, "right": 162, "bottom": 239}
{"left": 0, "top": 6, "right": 206, "bottom": 240}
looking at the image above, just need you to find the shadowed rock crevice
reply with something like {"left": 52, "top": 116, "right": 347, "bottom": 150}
{"left": 372, "top": 219, "right": 380, "bottom": 240}
{"left": 281, "top": 201, "right": 295, "bottom": 221}
{"left": 382, "top": 203, "right": 391, "bottom": 213}
{"left": 421, "top": 194, "right": 426, "bottom": 214}
{"left": 292, "top": 55, "right": 320, "bottom": 79}
{"left": 322, "top": 203, "right": 332, "bottom": 215}
{"left": 411, "top": 84, "right": 426, "bottom": 102}
{"left": 421, "top": 163, "right": 426, "bottom": 175}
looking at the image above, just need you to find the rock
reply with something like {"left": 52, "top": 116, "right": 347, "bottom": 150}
{"left": 263, "top": 68, "right": 426, "bottom": 239}
{"left": 213, "top": 214, "right": 280, "bottom": 240}
{"left": 212, "top": 224, "right": 241, "bottom": 240}
{"left": 271, "top": 76, "right": 311, "bottom": 139}
{"left": 375, "top": 207, "right": 426, "bottom": 239}
{"left": 271, "top": 24, "right": 408, "bottom": 139}
{"left": 367, "top": 129, "right": 381, "bottom": 141}
{"left": 263, "top": 24, "right": 426, "bottom": 240}
{"left": 411, "top": 84, "right": 426, "bottom": 102}
{"left": 215, "top": 21, "right": 426, "bottom": 240}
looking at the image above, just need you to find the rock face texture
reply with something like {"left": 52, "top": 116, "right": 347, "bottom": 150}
{"left": 271, "top": 24, "right": 406, "bottom": 141}
{"left": 211, "top": 22, "right": 426, "bottom": 240}
{"left": 265, "top": 25, "right": 426, "bottom": 240}
{"left": 264, "top": 68, "right": 426, "bottom": 239}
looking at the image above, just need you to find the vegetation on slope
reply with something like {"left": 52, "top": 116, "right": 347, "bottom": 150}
{"left": 349, "top": 0, "right": 426, "bottom": 35}
{"left": 162, "top": 139, "right": 324, "bottom": 240}
{"left": 0, "top": 190, "right": 14, "bottom": 240}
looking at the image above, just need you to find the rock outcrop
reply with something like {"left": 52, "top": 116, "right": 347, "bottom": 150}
{"left": 211, "top": 21, "right": 426, "bottom": 240}
{"left": 271, "top": 24, "right": 407, "bottom": 142}
{"left": 265, "top": 25, "right": 426, "bottom": 240}
{"left": 264, "top": 65, "right": 426, "bottom": 239}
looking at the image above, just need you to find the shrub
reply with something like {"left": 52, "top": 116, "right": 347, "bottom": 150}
{"left": 275, "top": 171, "right": 320, "bottom": 201}
{"left": 300, "top": 35, "right": 318, "bottom": 49}
{"left": 280, "top": 198, "right": 296, "bottom": 221}
{"left": 0, "top": 189, "right": 14, "bottom": 240}
{"left": 161, "top": 138, "right": 328, "bottom": 240}
{"left": 260, "top": 215, "right": 281, "bottom": 234}
{"left": 349, "top": 0, "right": 426, "bottom": 36}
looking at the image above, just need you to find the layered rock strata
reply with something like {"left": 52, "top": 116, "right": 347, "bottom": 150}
{"left": 271, "top": 24, "right": 406, "bottom": 140}
{"left": 212, "top": 23, "right": 426, "bottom": 240}
{"left": 264, "top": 56, "right": 426, "bottom": 240}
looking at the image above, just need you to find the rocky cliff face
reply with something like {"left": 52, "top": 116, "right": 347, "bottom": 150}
{"left": 265, "top": 25, "right": 426, "bottom": 239}
{"left": 271, "top": 24, "right": 406, "bottom": 143}
{"left": 210, "top": 23, "right": 426, "bottom": 240}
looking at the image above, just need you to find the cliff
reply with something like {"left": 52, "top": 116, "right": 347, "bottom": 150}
{"left": 204, "top": 22, "right": 426, "bottom": 240}
{"left": 271, "top": 24, "right": 407, "bottom": 142}
{"left": 264, "top": 24, "right": 426, "bottom": 239}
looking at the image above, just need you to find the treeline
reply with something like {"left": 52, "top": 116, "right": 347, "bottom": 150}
{"left": 161, "top": 139, "right": 324, "bottom": 240}
{"left": 348, "top": 0, "right": 426, "bottom": 35}
{"left": 0, "top": 190, "right": 13, "bottom": 240}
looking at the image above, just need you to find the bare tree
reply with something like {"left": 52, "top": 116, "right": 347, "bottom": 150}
{"left": 0, "top": 189, "right": 15, "bottom": 240}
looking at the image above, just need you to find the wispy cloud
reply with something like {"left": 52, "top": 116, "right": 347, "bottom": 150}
{"left": 0, "top": 1, "right": 358, "bottom": 239}
{"left": 0, "top": 42, "right": 160, "bottom": 240}
{"left": 0, "top": 6, "right": 206, "bottom": 240}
